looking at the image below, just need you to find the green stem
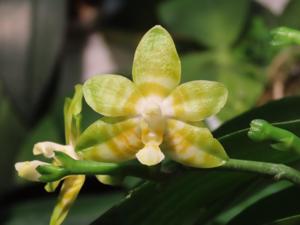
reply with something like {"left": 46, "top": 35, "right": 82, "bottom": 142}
{"left": 38, "top": 152, "right": 170, "bottom": 182}
{"left": 222, "top": 159, "right": 300, "bottom": 185}
{"left": 37, "top": 152, "right": 300, "bottom": 186}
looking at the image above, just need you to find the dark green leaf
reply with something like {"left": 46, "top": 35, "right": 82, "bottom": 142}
{"left": 228, "top": 186, "right": 300, "bottom": 225}
{"left": 266, "top": 215, "right": 300, "bottom": 225}
{"left": 3, "top": 192, "right": 123, "bottom": 225}
{"left": 214, "top": 96, "right": 300, "bottom": 137}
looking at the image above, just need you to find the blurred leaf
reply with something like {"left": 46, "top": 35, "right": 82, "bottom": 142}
{"left": 279, "top": 0, "right": 300, "bottom": 29}
{"left": 92, "top": 97, "right": 300, "bottom": 225}
{"left": 270, "top": 27, "right": 300, "bottom": 47}
{"left": 159, "top": 0, "right": 250, "bottom": 48}
{"left": 181, "top": 52, "right": 264, "bottom": 120}
{"left": 16, "top": 116, "right": 62, "bottom": 163}
{"left": 3, "top": 192, "right": 123, "bottom": 225}
{"left": 209, "top": 181, "right": 292, "bottom": 225}
{"left": 266, "top": 215, "right": 300, "bottom": 225}
{"left": 0, "top": 0, "right": 66, "bottom": 121}
{"left": 237, "top": 17, "right": 273, "bottom": 65}
{"left": 0, "top": 85, "right": 26, "bottom": 191}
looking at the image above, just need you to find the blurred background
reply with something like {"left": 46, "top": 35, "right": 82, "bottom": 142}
{"left": 1, "top": 0, "right": 300, "bottom": 224}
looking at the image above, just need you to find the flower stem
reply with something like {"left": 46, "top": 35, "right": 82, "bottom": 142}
{"left": 37, "top": 151, "right": 300, "bottom": 186}
{"left": 221, "top": 159, "right": 300, "bottom": 185}
{"left": 38, "top": 152, "right": 170, "bottom": 182}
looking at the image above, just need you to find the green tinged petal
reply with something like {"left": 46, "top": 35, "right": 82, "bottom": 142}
{"left": 162, "top": 80, "right": 228, "bottom": 121}
{"left": 132, "top": 25, "right": 181, "bottom": 97}
{"left": 50, "top": 175, "right": 85, "bottom": 225}
{"left": 76, "top": 117, "right": 143, "bottom": 163}
{"left": 96, "top": 175, "right": 124, "bottom": 186}
{"left": 163, "top": 119, "right": 228, "bottom": 168}
{"left": 83, "top": 75, "right": 143, "bottom": 117}
{"left": 64, "top": 85, "right": 83, "bottom": 145}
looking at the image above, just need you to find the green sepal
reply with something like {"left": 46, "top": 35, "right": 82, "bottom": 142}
{"left": 64, "top": 84, "right": 83, "bottom": 145}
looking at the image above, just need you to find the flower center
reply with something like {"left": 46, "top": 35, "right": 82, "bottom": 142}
{"left": 135, "top": 98, "right": 166, "bottom": 166}
{"left": 141, "top": 101, "right": 165, "bottom": 138}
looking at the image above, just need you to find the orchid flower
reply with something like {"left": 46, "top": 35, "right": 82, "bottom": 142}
{"left": 14, "top": 25, "right": 229, "bottom": 225}
{"left": 77, "top": 25, "right": 228, "bottom": 168}
{"left": 15, "top": 85, "right": 85, "bottom": 225}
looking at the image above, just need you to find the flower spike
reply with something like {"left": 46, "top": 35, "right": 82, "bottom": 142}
{"left": 15, "top": 25, "right": 229, "bottom": 225}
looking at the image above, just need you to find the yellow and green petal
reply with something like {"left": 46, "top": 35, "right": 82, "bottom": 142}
{"left": 83, "top": 74, "right": 143, "bottom": 117}
{"left": 50, "top": 175, "right": 85, "bottom": 225}
{"left": 162, "top": 80, "right": 228, "bottom": 122}
{"left": 64, "top": 84, "right": 83, "bottom": 146}
{"left": 96, "top": 175, "right": 124, "bottom": 186}
{"left": 76, "top": 118, "right": 143, "bottom": 163}
{"left": 163, "top": 119, "right": 228, "bottom": 168}
{"left": 132, "top": 25, "right": 181, "bottom": 97}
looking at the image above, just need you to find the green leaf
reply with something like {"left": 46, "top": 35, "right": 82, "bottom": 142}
{"left": 266, "top": 215, "right": 300, "bottom": 225}
{"left": 0, "top": 0, "right": 66, "bottom": 120}
{"left": 92, "top": 97, "right": 300, "bottom": 225}
{"left": 279, "top": 0, "right": 300, "bottom": 30}
{"left": 210, "top": 181, "right": 292, "bottom": 225}
{"left": 228, "top": 186, "right": 300, "bottom": 225}
{"left": 158, "top": 0, "right": 250, "bottom": 48}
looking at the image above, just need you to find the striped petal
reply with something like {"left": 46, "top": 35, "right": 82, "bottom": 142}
{"left": 162, "top": 80, "right": 228, "bottom": 122}
{"left": 163, "top": 119, "right": 228, "bottom": 168}
{"left": 76, "top": 118, "right": 143, "bottom": 163}
{"left": 132, "top": 25, "right": 181, "bottom": 97}
{"left": 50, "top": 175, "right": 85, "bottom": 225}
{"left": 83, "top": 75, "right": 143, "bottom": 117}
{"left": 64, "top": 84, "right": 83, "bottom": 145}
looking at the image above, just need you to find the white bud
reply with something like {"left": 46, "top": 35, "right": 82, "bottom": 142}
{"left": 15, "top": 160, "right": 49, "bottom": 182}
